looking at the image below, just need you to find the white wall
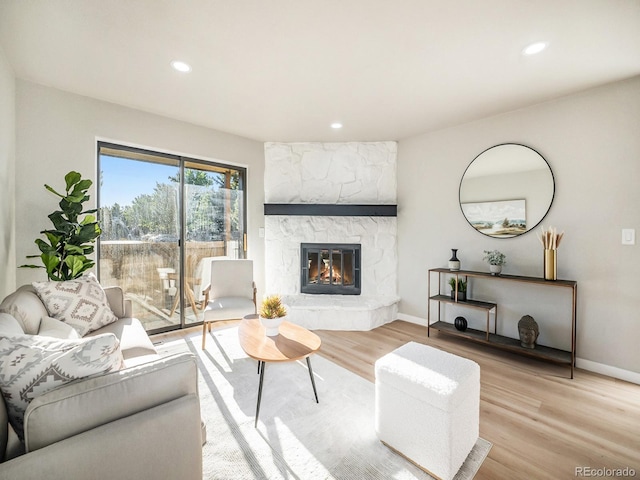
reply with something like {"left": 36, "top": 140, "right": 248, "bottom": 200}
{"left": 0, "top": 46, "right": 15, "bottom": 298}
{"left": 14, "top": 80, "right": 265, "bottom": 296}
{"left": 398, "top": 76, "right": 640, "bottom": 379}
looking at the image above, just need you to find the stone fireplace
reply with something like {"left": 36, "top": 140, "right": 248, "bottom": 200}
{"left": 264, "top": 141, "right": 399, "bottom": 330}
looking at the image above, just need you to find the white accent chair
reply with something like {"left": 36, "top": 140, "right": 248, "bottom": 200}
{"left": 201, "top": 258, "right": 257, "bottom": 349}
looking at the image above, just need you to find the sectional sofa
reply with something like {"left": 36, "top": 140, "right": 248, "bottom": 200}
{"left": 0, "top": 282, "right": 204, "bottom": 480}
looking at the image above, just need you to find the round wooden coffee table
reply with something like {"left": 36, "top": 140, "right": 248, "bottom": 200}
{"left": 238, "top": 314, "right": 322, "bottom": 427}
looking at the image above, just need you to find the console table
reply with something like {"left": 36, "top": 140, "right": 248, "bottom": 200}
{"left": 427, "top": 268, "right": 577, "bottom": 378}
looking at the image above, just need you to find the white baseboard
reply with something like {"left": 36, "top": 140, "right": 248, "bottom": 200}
{"left": 396, "top": 312, "right": 427, "bottom": 326}
{"left": 395, "top": 313, "right": 640, "bottom": 385}
{"left": 576, "top": 358, "right": 640, "bottom": 385}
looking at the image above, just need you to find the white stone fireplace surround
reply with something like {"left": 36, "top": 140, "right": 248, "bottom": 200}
{"left": 264, "top": 142, "right": 399, "bottom": 330}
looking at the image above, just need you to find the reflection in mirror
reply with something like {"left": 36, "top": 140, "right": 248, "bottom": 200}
{"left": 459, "top": 144, "right": 554, "bottom": 238}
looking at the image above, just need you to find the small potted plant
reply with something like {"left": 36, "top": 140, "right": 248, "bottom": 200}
{"left": 483, "top": 250, "right": 506, "bottom": 275}
{"left": 259, "top": 294, "right": 288, "bottom": 336}
{"left": 448, "top": 277, "right": 467, "bottom": 301}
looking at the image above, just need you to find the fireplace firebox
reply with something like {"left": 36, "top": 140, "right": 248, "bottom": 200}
{"left": 300, "top": 243, "right": 361, "bottom": 295}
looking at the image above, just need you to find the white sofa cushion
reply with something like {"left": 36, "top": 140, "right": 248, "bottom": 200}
{"left": 86, "top": 318, "right": 159, "bottom": 367}
{"left": 0, "top": 333, "right": 124, "bottom": 441}
{"left": 37, "top": 317, "right": 81, "bottom": 340}
{"left": 32, "top": 273, "right": 118, "bottom": 336}
{"left": 0, "top": 286, "right": 48, "bottom": 334}
{"left": 0, "top": 314, "right": 25, "bottom": 336}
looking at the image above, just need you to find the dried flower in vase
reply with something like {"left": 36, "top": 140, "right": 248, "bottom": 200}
{"left": 538, "top": 226, "right": 564, "bottom": 250}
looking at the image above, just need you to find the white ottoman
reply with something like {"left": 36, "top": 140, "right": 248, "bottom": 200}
{"left": 375, "top": 342, "right": 480, "bottom": 480}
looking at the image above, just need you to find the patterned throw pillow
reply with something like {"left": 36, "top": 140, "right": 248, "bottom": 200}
{"left": 32, "top": 273, "right": 119, "bottom": 336}
{"left": 0, "top": 333, "right": 124, "bottom": 441}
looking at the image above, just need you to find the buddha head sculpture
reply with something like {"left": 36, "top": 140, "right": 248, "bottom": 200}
{"left": 518, "top": 315, "right": 539, "bottom": 349}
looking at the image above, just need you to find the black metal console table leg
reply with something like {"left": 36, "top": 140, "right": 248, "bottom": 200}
{"left": 307, "top": 357, "right": 319, "bottom": 403}
{"left": 255, "top": 361, "right": 265, "bottom": 427}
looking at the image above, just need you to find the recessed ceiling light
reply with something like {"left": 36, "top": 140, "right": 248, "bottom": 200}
{"left": 522, "top": 42, "right": 547, "bottom": 56}
{"left": 331, "top": 122, "right": 343, "bottom": 129}
{"left": 171, "top": 60, "right": 192, "bottom": 73}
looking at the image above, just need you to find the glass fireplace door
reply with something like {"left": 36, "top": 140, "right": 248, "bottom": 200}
{"left": 301, "top": 243, "right": 361, "bottom": 295}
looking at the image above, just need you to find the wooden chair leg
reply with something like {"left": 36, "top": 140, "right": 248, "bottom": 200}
{"left": 202, "top": 321, "right": 208, "bottom": 349}
{"left": 185, "top": 284, "right": 199, "bottom": 321}
{"left": 169, "top": 289, "right": 180, "bottom": 317}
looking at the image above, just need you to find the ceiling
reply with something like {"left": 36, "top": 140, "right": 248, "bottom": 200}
{"left": 1, "top": 0, "right": 639, "bottom": 142}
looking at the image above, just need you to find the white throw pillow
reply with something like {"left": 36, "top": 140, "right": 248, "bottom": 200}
{"left": 32, "top": 273, "right": 119, "bottom": 336}
{"left": 0, "top": 333, "right": 124, "bottom": 441}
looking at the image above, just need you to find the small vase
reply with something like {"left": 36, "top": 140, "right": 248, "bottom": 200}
{"left": 544, "top": 249, "right": 557, "bottom": 281}
{"left": 449, "top": 249, "right": 460, "bottom": 271}
{"left": 260, "top": 316, "right": 285, "bottom": 336}
{"left": 454, "top": 316, "right": 468, "bottom": 332}
{"left": 489, "top": 264, "right": 502, "bottom": 275}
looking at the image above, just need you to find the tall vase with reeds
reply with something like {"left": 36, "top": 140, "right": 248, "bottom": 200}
{"left": 538, "top": 226, "right": 564, "bottom": 280}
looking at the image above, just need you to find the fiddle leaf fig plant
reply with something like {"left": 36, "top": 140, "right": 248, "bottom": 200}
{"left": 21, "top": 171, "right": 101, "bottom": 281}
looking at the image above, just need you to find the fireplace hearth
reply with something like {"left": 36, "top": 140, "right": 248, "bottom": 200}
{"left": 300, "top": 243, "right": 361, "bottom": 295}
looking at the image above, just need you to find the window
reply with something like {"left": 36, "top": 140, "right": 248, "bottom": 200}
{"left": 97, "top": 142, "right": 247, "bottom": 333}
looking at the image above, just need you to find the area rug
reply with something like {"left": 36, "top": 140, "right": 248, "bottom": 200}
{"left": 155, "top": 326, "right": 492, "bottom": 479}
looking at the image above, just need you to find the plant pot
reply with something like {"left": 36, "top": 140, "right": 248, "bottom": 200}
{"left": 450, "top": 290, "right": 466, "bottom": 302}
{"left": 489, "top": 264, "right": 502, "bottom": 275}
{"left": 260, "top": 315, "right": 285, "bottom": 336}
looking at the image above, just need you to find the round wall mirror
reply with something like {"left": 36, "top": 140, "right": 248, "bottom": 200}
{"left": 459, "top": 144, "right": 555, "bottom": 238}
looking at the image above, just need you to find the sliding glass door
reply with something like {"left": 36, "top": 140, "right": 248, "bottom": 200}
{"left": 97, "top": 142, "right": 246, "bottom": 333}
{"left": 182, "top": 160, "right": 245, "bottom": 327}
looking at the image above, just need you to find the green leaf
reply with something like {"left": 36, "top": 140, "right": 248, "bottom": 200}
{"left": 44, "top": 231, "right": 62, "bottom": 247}
{"left": 64, "top": 244, "right": 84, "bottom": 254}
{"left": 41, "top": 253, "right": 60, "bottom": 276}
{"left": 44, "top": 184, "right": 65, "bottom": 198}
{"left": 64, "top": 256, "right": 84, "bottom": 277}
{"left": 65, "top": 193, "right": 86, "bottom": 204}
{"left": 48, "top": 211, "right": 69, "bottom": 230}
{"left": 71, "top": 179, "right": 92, "bottom": 195}
{"left": 81, "top": 214, "right": 96, "bottom": 225}
{"left": 35, "top": 238, "right": 55, "bottom": 253}
{"left": 65, "top": 171, "right": 82, "bottom": 191}
{"left": 76, "top": 261, "right": 94, "bottom": 276}
{"left": 76, "top": 223, "right": 101, "bottom": 243}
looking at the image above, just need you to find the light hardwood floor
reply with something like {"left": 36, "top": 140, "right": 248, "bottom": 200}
{"left": 154, "top": 320, "right": 640, "bottom": 480}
